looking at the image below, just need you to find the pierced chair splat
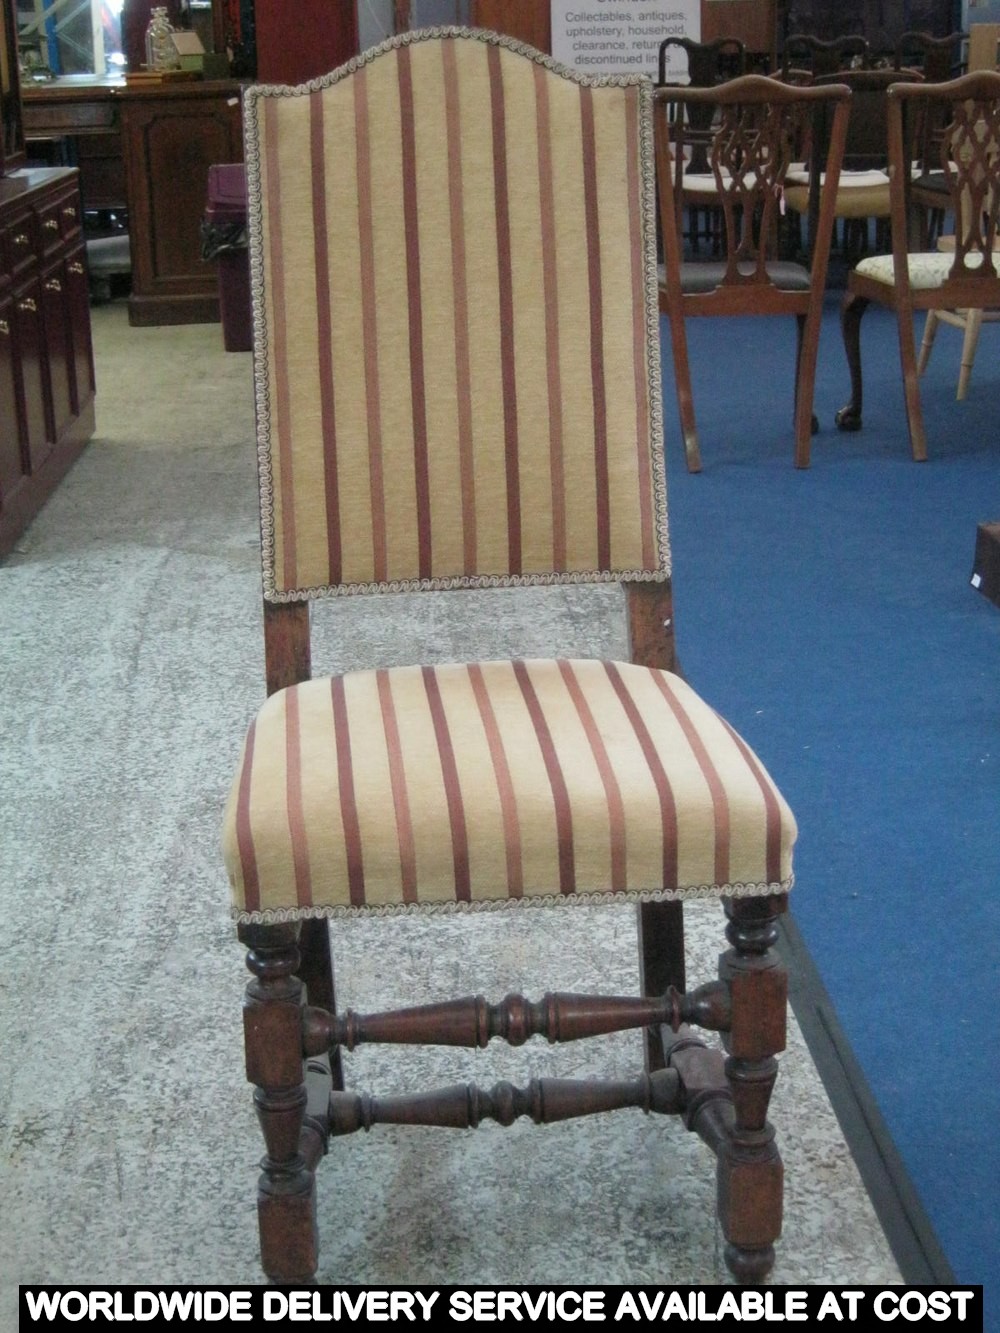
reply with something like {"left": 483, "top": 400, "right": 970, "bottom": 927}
{"left": 226, "top": 29, "right": 798, "bottom": 1286}
{"left": 836, "top": 72, "right": 1000, "bottom": 459}
{"left": 656, "top": 36, "right": 749, "bottom": 254}
{"left": 656, "top": 75, "right": 851, "bottom": 470}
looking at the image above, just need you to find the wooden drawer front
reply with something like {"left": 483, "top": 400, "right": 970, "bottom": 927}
{"left": 39, "top": 190, "right": 82, "bottom": 253}
{"left": 57, "top": 194, "right": 82, "bottom": 241}
{"left": 38, "top": 200, "right": 64, "bottom": 252}
{"left": 23, "top": 99, "right": 120, "bottom": 136}
{"left": 4, "top": 213, "right": 39, "bottom": 276}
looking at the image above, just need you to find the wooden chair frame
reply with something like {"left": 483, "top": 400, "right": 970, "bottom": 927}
{"left": 836, "top": 72, "right": 1000, "bottom": 460}
{"left": 656, "top": 75, "right": 851, "bottom": 470}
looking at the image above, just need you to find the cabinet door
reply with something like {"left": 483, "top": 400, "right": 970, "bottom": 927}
{"left": 0, "top": 294, "right": 26, "bottom": 506}
{"left": 12, "top": 277, "right": 51, "bottom": 473}
{"left": 41, "top": 260, "right": 74, "bottom": 444}
{"left": 65, "top": 245, "right": 96, "bottom": 413}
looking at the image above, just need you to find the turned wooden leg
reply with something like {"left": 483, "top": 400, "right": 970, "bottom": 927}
{"left": 716, "top": 895, "right": 788, "bottom": 1284}
{"left": 240, "top": 921, "right": 318, "bottom": 1283}
{"left": 298, "top": 917, "right": 343, "bottom": 1091}
{"left": 957, "top": 309, "right": 982, "bottom": 402}
{"left": 637, "top": 900, "right": 686, "bottom": 1071}
{"left": 917, "top": 310, "right": 939, "bottom": 378}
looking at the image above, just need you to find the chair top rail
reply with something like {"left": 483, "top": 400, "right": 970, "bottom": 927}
{"left": 653, "top": 73, "right": 852, "bottom": 110}
{"left": 887, "top": 68, "right": 1000, "bottom": 103}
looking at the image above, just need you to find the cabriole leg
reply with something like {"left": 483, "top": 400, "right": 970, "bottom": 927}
{"left": 716, "top": 895, "right": 788, "bottom": 1283}
{"left": 240, "top": 921, "right": 317, "bottom": 1283}
{"left": 835, "top": 291, "right": 870, "bottom": 432}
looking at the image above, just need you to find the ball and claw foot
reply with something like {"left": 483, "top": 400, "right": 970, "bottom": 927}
{"left": 835, "top": 404, "right": 862, "bottom": 432}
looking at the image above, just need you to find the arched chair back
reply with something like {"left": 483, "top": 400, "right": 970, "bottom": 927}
{"left": 780, "top": 33, "right": 871, "bottom": 82}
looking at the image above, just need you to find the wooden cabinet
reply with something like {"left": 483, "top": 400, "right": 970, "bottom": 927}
{"left": 121, "top": 80, "right": 243, "bottom": 326}
{"left": 0, "top": 167, "right": 96, "bottom": 557}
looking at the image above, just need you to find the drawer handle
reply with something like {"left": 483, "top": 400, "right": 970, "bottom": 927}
{"left": 18, "top": 297, "right": 37, "bottom": 313}
{"left": 62, "top": 206, "right": 78, "bottom": 219}
{"left": 45, "top": 278, "right": 63, "bottom": 293}
{"left": 13, "top": 232, "right": 29, "bottom": 247}
{"left": 43, "top": 218, "right": 59, "bottom": 232}
{"left": 0, "top": 319, "right": 9, "bottom": 336}
{"left": 69, "top": 261, "right": 85, "bottom": 275}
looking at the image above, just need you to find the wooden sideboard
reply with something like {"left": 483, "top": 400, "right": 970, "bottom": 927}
{"left": 0, "top": 166, "right": 95, "bottom": 556}
{"left": 23, "top": 77, "right": 244, "bottom": 327}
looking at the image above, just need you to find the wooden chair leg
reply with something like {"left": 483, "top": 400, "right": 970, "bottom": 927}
{"left": 716, "top": 895, "right": 787, "bottom": 1284}
{"left": 957, "top": 309, "right": 983, "bottom": 401}
{"left": 298, "top": 916, "right": 343, "bottom": 1090}
{"left": 835, "top": 290, "right": 870, "bottom": 432}
{"left": 664, "top": 298, "right": 702, "bottom": 472}
{"left": 637, "top": 900, "right": 686, "bottom": 1071}
{"left": 896, "top": 304, "right": 928, "bottom": 461}
{"left": 240, "top": 921, "right": 319, "bottom": 1283}
{"left": 917, "top": 310, "right": 939, "bottom": 377}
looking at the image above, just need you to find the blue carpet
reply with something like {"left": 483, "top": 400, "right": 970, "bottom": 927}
{"left": 659, "top": 296, "right": 1000, "bottom": 1312}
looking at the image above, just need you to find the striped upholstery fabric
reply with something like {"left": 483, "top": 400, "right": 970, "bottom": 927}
{"left": 225, "top": 659, "right": 795, "bottom": 922}
{"left": 243, "top": 29, "right": 668, "bottom": 600}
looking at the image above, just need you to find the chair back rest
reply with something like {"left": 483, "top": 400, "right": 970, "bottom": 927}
{"left": 894, "top": 31, "right": 967, "bottom": 84}
{"left": 244, "top": 30, "right": 669, "bottom": 604}
{"left": 889, "top": 73, "right": 1000, "bottom": 293}
{"left": 655, "top": 75, "right": 851, "bottom": 284}
{"left": 781, "top": 33, "right": 870, "bottom": 81}
{"left": 814, "top": 67, "right": 923, "bottom": 171}
{"left": 657, "top": 35, "right": 747, "bottom": 88}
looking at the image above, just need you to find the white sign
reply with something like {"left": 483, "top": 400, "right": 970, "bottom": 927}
{"left": 551, "top": 0, "right": 701, "bottom": 80}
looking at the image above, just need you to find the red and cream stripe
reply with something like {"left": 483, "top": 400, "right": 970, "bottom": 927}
{"left": 226, "top": 659, "right": 795, "bottom": 919}
{"left": 250, "top": 32, "right": 667, "bottom": 598}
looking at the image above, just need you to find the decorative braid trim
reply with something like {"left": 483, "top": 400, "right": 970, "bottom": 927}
{"left": 243, "top": 25, "right": 670, "bottom": 606}
{"left": 232, "top": 878, "right": 793, "bottom": 927}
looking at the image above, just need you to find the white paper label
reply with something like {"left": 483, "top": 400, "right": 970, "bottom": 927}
{"left": 550, "top": 0, "right": 701, "bottom": 80}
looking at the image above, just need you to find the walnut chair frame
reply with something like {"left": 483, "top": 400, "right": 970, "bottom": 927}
{"left": 655, "top": 76, "right": 851, "bottom": 471}
{"left": 226, "top": 29, "right": 797, "bottom": 1286}
{"left": 836, "top": 72, "right": 1000, "bottom": 460}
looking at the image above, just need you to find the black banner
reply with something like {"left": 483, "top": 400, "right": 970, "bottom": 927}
{"left": 18, "top": 1285, "right": 984, "bottom": 1331}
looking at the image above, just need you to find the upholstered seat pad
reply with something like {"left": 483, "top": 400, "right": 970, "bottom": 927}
{"left": 224, "top": 658, "right": 795, "bottom": 922}
{"left": 666, "top": 261, "right": 812, "bottom": 294}
{"left": 855, "top": 250, "right": 987, "bottom": 289}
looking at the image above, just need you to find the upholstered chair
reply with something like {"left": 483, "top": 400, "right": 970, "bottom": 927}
{"left": 224, "top": 29, "right": 797, "bottom": 1284}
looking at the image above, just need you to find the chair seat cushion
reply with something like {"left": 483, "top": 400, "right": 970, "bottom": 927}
{"left": 667, "top": 261, "right": 812, "bottom": 294}
{"left": 855, "top": 250, "right": 986, "bottom": 289}
{"left": 783, "top": 171, "right": 891, "bottom": 220}
{"left": 224, "top": 658, "right": 796, "bottom": 922}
